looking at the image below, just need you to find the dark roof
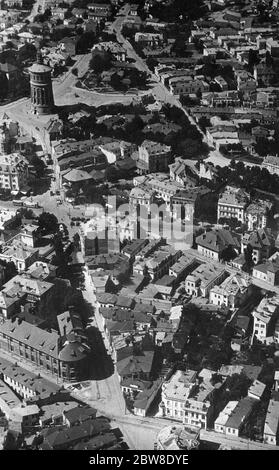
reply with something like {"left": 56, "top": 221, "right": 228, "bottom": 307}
{"left": 40, "top": 418, "right": 110, "bottom": 449}
{"left": 196, "top": 229, "right": 240, "bottom": 253}
{"left": 0, "top": 62, "right": 18, "bottom": 73}
{"left": 63, "top": 405, "right": 97, "bottom": 424}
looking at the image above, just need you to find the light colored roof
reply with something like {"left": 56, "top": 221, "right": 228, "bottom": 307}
{"left": 264, "top": 399, "right": 279, "bottom": 437}
{"left": 215, "top": 401, "right": 239, "bottom": 427}
{"left": 162, "top": 370, "right": 197, "bottom": 401}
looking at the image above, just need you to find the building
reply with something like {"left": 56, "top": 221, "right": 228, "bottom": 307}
{"left": 209, "top": 273, "right": 252, "bottom": 308}
{"left": 183, "top": 369, "right": 223, "bottom": 430}
{"left": 214, "top": 401, "right": 239, "bottom": 433}
{"left": 160, "top": 369, "right": 197, "bottom": 421}
{"left": 262, "top": 155, "right": 279, "bottom": 176}
{"left": 252, "top": 295, "right": 279, "bottom": 343}
{"left": 252, "top": 258, "right": 279, "bottom": 287}
{"left": 221, "top": 397, "right": 256, "bottom": 437}
{"left": 137, "top": 140, "right": 171, "bottom": 174}
{"left": 185, "top": 263, "right": 227, "bottom": 298}
{"left": 156, "top": 425, "right": 199, "bottom": 450}
{"left": 218, "top": 186, "right": 249, "bottom": 223}
{"left": 0, "top": 153, "right": 29, "bottom": 192}
{"left": 0, "top": 311, "right": 91, "bottom": 382}
{"left": 0, "top": 273, "right": 53, "bottom": 319}
{"left": 196, "top": 229, "right": 240, "bottom": 261}
{"left": 263, "top": 398, "right": 279, "bottom": 446}
{"left": 246, "top": 200, "right": 273, "bottom": 232}
{"left": 28, "top": 50, "right": 54, "bottom": 115}
{"left": 241, "top": 229, "right": 275, "bottom": 265}
{"left": 248, "top": 380, "right": 266, "bottom": 401}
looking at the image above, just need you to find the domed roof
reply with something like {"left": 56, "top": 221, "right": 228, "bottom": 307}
{"left": 29, "top": 62, "right": 52, "bottom": 73}
{"left": 58, "top": 334, "right": 90, "bottom": 363}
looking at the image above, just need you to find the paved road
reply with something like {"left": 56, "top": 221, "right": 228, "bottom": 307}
{"left": 110, "top": 7, "right": 230, "bottom": 166}
{"left": 200, "top": 429, "right": 279, "bottom": 450}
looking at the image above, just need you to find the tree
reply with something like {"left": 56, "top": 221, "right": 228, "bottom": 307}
{"left": 38, "top": 212, "right": 58, "bottom": 234}
{"left": 0, "top": 260, "right": 17, "bottom": 283}
{"left": 76, "top": 31, "right": 96, "bottom": 54}
{"left": 198, "top": 116, "right": 211, "bottom": 132}
{"left": 0, "top": 73, "right": 9, "bottom": 100}
{"left": 244, "top": 243, "right": 253, "bottom": 271}
{"left": 89, "top": 51, "right": 111, "bottom": 73}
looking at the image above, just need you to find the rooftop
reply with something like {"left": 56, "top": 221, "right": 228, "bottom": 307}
{"left": 162, "top": 369, "right": 197, "bottom": 402}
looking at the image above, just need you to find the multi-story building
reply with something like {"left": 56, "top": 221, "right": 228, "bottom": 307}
{"left": 160, "top": 370, "right": 197, "bottom": 421}
{"left": 0, "top": 311, "right": 91, "bottom": 382}
{"left": 217, "top": 186, "right": 249, "bottom": 223}
{"left": 0, "top": 153, "right": 29, "bottom": 192}
{"left": 0, "top": 273, "right": 54, "bottom": 319}
{"left": 252, "top": 295, "right": 279, "bottom": 343}
{"left": 246, "top": 200, "right": 273, "bottom": 231}
{"left": 185, "top": 263, "right": 227, "bottom": 298}
{"left": 137, "top": 140, "right": 171, "bottom": 174}
{"left": 184, "top": 369, "right": 222, "bottom": 430}
{"left": 145, "top": 247, "right": 182, "bottom": 281}
{"left": 0, "top": 241, "right": 39, "bottom": 272}
{"left": 241, "top": 229, "right": 275, "bottom": 265}
{"left": 209, "top": 273, "right": 252, "bottom": 308}
{"left": 196, "top": 229, "right": 240, "bottom": 261}
{"left": 252, "top": 258, "right": 279, "bottom": 287}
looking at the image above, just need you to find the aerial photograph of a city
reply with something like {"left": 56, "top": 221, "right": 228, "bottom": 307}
{"left": 0, "top": 0, "right": 278, "bottom": 457}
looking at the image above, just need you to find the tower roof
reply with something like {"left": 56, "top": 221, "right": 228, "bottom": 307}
{"left": 29, "top": 50, "right": 52, "bottom": 73}
{"left": 29, "top": 62, "right": 52, "bottom": 73}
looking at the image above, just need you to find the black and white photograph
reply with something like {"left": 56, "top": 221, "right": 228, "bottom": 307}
{"left": 0, "top": 0, "right": 278, "bottom": 458}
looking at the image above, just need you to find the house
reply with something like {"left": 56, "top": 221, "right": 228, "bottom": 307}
{"left": 0, "top": 153, "right": 29, "bottom": 192}
{"left": 248, "top": 380, "right": 266, "bottom": 400}
{"left": 144, "top": 246, "right": 182, "bottom": 282}
{"left": 129, "top": 185, "right": 154, "bottom": 211}
{"left": 93, "top": 42, "right": 126, "bottom": 62}
{"left": 246, "top": 200, "right": 273, "bottom": 232}
{"left": 184, "top": 370, "right": 222, "bottom": 429}
{"left": 199, "top": 162, "right": 217, "bottom": 182}
{"left": 262, "top": 155, "right": 279, "bottom": 176}
{"left": 241, "top": 229, "right": 275, "bottom": 265}
{"left": 263, "top": 398, "right": 279, "bottom": 445}
{"left": 214, "top": 401, "right": 239, "bottom": 433}
{"left": 160, "top": 370, "right": 197, "bottom": 421}
{"left": 252, "top": 258, "right": 279, "bottom": 287}
{"left": 137, "top": 140, "right": 171, "bottom": 174}
{"left": 169, "top": 254, "right": 198, "bottom": 283}
{"left": 0, "top": 379, "right": 39, "bottom": 430}
{"left": 0, "top": 356, "right": 60, "bottom": 401}
{"left": 209, "top": 273, "right": 252, "bottom": 308}
{"left": 169, "top": 157, "right": 197, "bottom": 187}
{"left": 0, "top": 273, "right": 54, "bottom": 319}
{"left": 39, "top": 418, "right": 111, "bottom": 450}
{"left": 0, "top": 242, "right": 39, "bottom": 273}
{"left": 196, "top": 229, "right": 240, "bottom": 261}
{"left": 133, "top": 379, "right": 162, "bottom": 417}
{"left": 217, "top": 186, "right": 249, "bottom": 224}
{"left": 63, "top": 405, "right": 97, "bottom": 427}
{"left": 252, "top": 295, "right": 279, "bottom": 344}
{"left": 222, "top": 397, "right": 256, "bottom": 437}
{"left": 185, "top": 263, "right": 227, "bottom": 298}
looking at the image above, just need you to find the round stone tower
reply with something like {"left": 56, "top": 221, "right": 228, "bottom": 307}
{"left": 28, "top": 50, "right": 54, "bottom": 115}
